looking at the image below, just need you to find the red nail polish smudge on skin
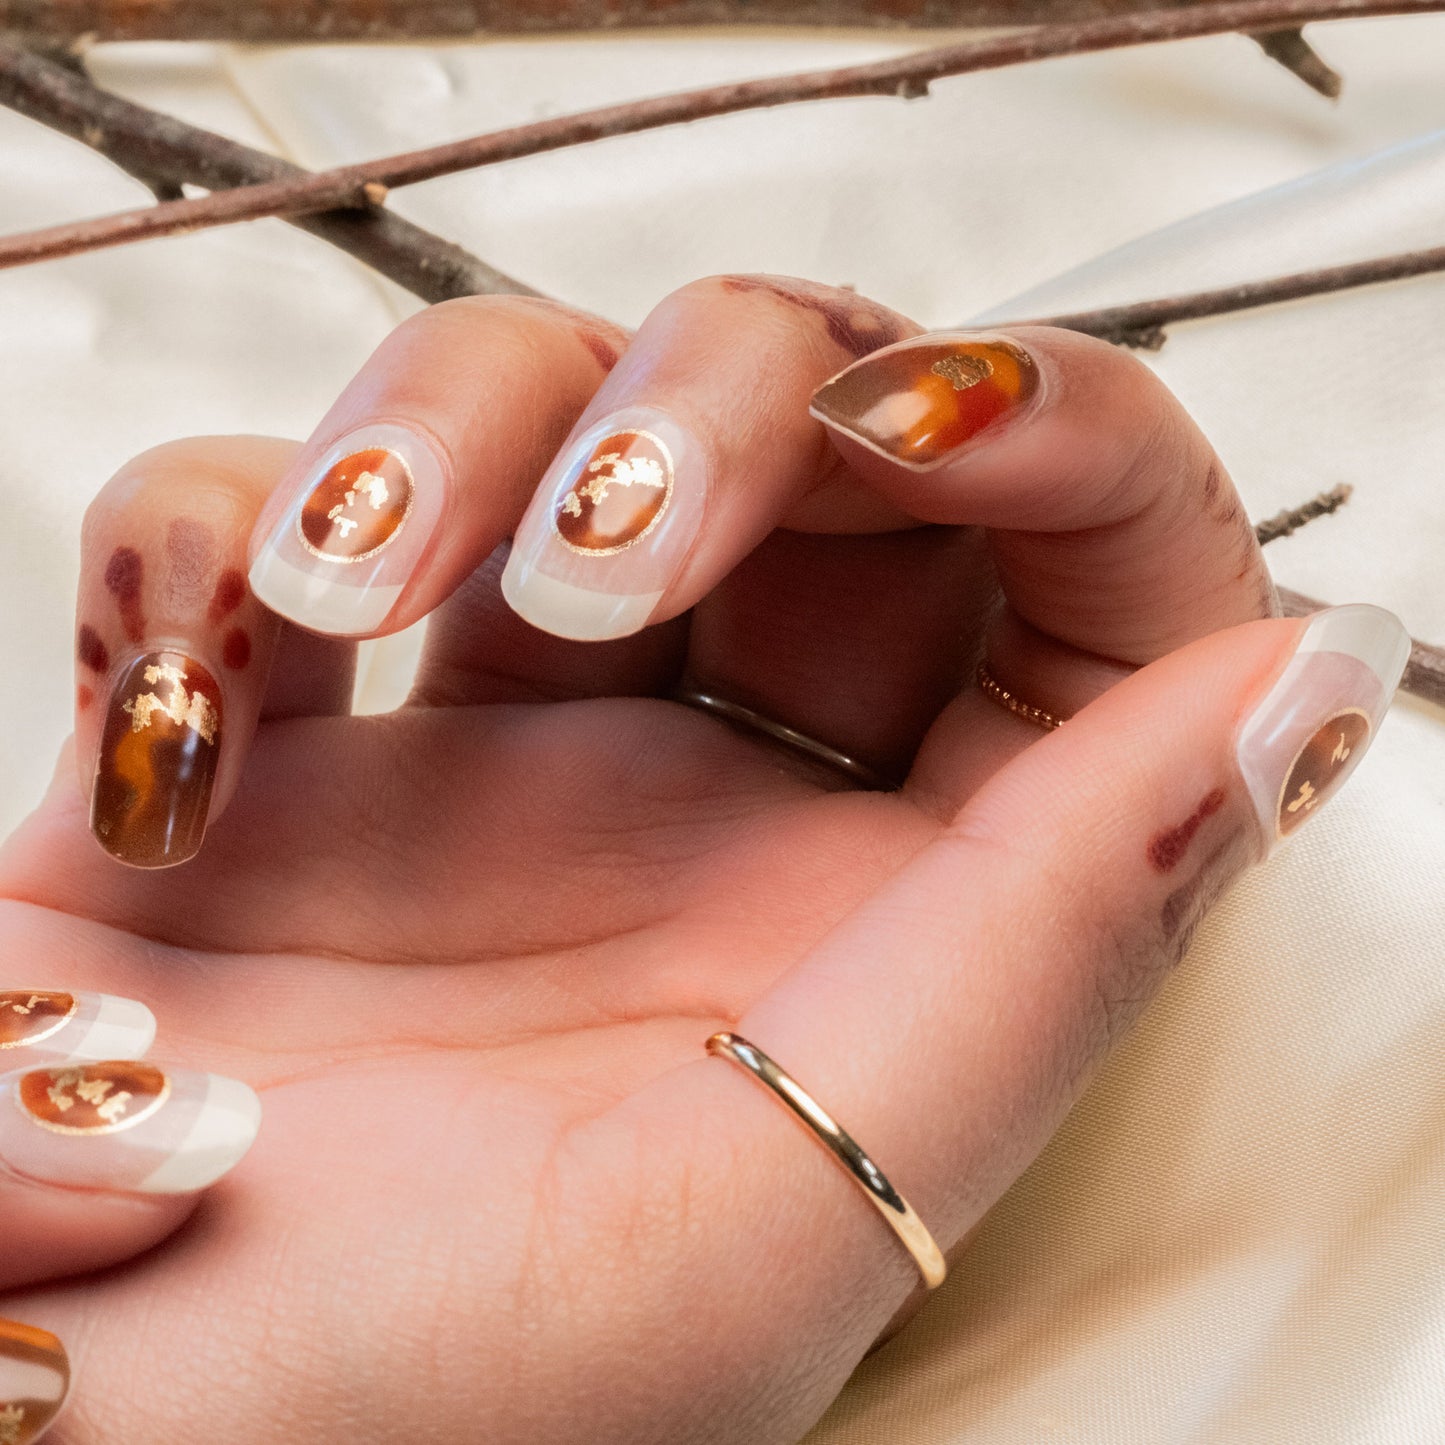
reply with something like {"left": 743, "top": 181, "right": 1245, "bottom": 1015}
{"left": 207, "top": 568, "right": 248, "bottom": 625}
{"left": 222, "top": 628, "right": 251, "bottom": 671}
{"left": 104, "top": 546, "right": 146, "bottom": 644}
{"left": 1147, "top": 788, "right": 1227, "bottom": 874}
{"left": 76, "top": 625, "right": 109, "bottom": 674}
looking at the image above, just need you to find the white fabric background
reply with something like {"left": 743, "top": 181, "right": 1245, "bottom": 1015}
{"left": 0, "top": 20, "right": 1442, "bottom": 1441}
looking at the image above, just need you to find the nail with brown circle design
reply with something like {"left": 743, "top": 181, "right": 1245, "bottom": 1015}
{"left": 1235, "top": 604, "right": 1410, "bottom": 851}
{"left": 503, "top": 409, "right": 704, "bottom": 642}
{"left": 0, "top": 991, "right": 156, "bottom": 1066}
{"left": 0, "top": 1318, "right": 69, "bottom": 1445}
{"left": 0, "top": 1061, "right": 261, "bottom": 1195}
{"left": 250, "top": 422, "right": 447, "bottom": 637}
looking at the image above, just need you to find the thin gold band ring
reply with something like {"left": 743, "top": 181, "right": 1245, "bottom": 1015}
{"left": 705, "top": 1031, "right": 948, "bottom": 1290}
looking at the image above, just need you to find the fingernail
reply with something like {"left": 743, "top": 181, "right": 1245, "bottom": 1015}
{"left": 0, "top": 1318, "right": 69, "bottom": 1445}
{"left": 249, "top": 423, "right": 447, "bottom": 636}
{"left": 0, "top": 992, "right": 156, "bottom": 1066}
{"left": 809, "top": 334, "right": 1041, "bottom": 469}
{"left": 501, "top": 410, "right": 703, "bottom": 640}
{"left": 1237, "top": 603, "right": 1410, "bottom": 851}
{"left": 0, "top": 1061, "right": 261, "bottom": 1195}
{"left": 90, "top": 650, "right": 223, "bottom": 869}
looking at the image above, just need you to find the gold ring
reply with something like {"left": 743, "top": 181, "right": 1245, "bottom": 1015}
{"left": 705, "top": 1031, "right": 947, "bottom": 1290}
{"left": 674, "top": 688, "right": 895, "bottom": 790}
{"left": 976, "top": 662, "right": 1067, "bottom": 732}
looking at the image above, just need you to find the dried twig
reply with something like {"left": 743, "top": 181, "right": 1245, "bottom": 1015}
{"left": 0, "top": 0, "right": 1402, "bottom": 40}
{"left": 0, "top": 43, "right": 538, "bottom": 303}
{"left": 0, "top": 0, "right": 1440, "bottom": 274}
{"left": 1253, "top": 484, "right": 1352, "bottom": 544}
{"left": 999, "top": 244, "right": 1445, "bottom": 347}
{"left": 1279, "top": 588, "right": 1445, "bottom": 707}
{"left": 1249, "top": 25, "right": 1344, "bottom": 93}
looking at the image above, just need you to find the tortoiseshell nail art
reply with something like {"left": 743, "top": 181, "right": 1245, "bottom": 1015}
{"left": 0, "top": 992, "right": 156, "bottom": 1065}
{"left": 809, "top": 335, "right": 1041, "bottom": 468}
{"left": 0, "top": 1061, "right": 261, "bottom": 1194}
{"left": 0, "top": 1318, "right": 69, "bottom": 1445}
{"left": 502, "top": 409, "right": 704, "bottom": 641}
{"left": 90, "top": 650, "right": 223, "bottom": 869}
{"left": 250, "top": 423, "right": 446, "bottom": 636}
{"left": 1236, "top": 604, "right": 1409, "bottom": 850}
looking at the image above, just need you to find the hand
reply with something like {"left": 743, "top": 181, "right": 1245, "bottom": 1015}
{"left": 0, "top": 279, "right": 1407, "bottom": 1445}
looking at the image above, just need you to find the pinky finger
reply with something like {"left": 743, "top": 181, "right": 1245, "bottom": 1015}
{"left": 0, "top": 1316, "right": 69, "bottom": 1444}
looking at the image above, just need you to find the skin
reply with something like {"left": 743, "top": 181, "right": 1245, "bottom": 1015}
{"left": 0, "top": 280, "right": 1300, "bottom": 1445}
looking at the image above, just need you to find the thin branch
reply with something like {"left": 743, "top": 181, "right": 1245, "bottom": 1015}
{"left": 1250, "top": 25, "right": 1344, "bottom": 94}
{"left": 0, "top": 43, "right": 538, "bottom": 303}
{"left": 997, "top": 243, "right": 1445, "bottom": 347}
{"left": 1253, "top": 484, "right": 1352, "bottom": 544}
{"left": 1279, "top": 588, "right": 1445, "bottom": 708}
{"left": 0, "top": 0, "right": 1406, "bottom": 42}
{"left": 0, "top": 0, "right": 1440, "bottom": 274}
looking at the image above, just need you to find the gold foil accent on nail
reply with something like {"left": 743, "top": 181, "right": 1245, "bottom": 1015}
{"left": 298, "top": 447, "right": 416, "bottom": 563}
{"left": 1275, "top": 707, "right": 1372, "bottom": 839}
{"left": 122, "top": 664, "right": 218, "bottom": 745}
{"left": 554, "top": 429, "right": 674, "bottom": 556}
{"left": 0, "top": 993, "right": 78, "bottom": 1050}
{"left": 931, "top": 354, "right": 994, "bottom": 390}
{"left": 18, "top": 1061, "right": 171, "bottom": 1136}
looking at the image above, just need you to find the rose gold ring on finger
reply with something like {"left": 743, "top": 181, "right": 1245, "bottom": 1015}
{"left": 673, "top": 688, "right": 896, "bottom": 790}
{"left": 975, "top": 662, "right": 1069, "bottom": 732}
{"left": 705, "top": 1032, "right": 947, "bottom": 1290}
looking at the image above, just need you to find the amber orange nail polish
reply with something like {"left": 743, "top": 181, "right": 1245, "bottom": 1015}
{"left": 0, "top": 1318, "right": 69, "bottom": 1445}
{"left": 810, "top": 335, "right": 1041, "bottom": 468}
{"left": 90, "top": 650, "right": 223, "bottom": 869}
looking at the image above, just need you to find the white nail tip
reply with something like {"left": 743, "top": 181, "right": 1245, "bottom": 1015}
{"left": 500, "top": 557, "right": 662, "bottom": 641}
{"left": 138, "top": 1074, "right": 262, "bottom": 1194}
{"left": 249, "top": 549, "right": 401, "bottom": 636}
{"left": 1294, "top": 602, "right": 1412, "bottom": 691}
{"left": 69, "top": 995, "right": 157, "bottom": 1062}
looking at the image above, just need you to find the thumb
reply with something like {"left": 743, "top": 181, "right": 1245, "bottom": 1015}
{"left": 643, "top": 604, "right": 1409, "bottom": 1372}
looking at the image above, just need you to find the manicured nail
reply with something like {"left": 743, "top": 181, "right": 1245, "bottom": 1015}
{"left": 0, "top": 1318, "right": 69, "bottom": 1445}
{"left": 90, "top": 650, "right": 223, "bottom": 869}
{"left": 249, "top": 423, "right": 447, "bottom": 636}
{"left": 809, "top": 334, "right": 1041, "bottom": 469}
{"left": 0, "top": 992, "right": 156, "bottom": 1066}
{"left": 501, "top": 410, "right": 704, "bottom": 640}
{"left": 0, "top": 1061, "right": 261, "bottom": 1195}
{"left": 1236, "top": 604, "right": 1410, "bottom": 850}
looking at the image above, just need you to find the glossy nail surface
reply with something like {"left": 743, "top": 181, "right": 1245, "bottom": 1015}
{"left": 1236, "top": 604, "right": 1410, "bottom": 850}
{"left": 90, "top": 650, "right": 223, "bottom": 869}
{"left": 249, "top": 423, "right": 447, "bottom": 636}
{"left": 0, "top": 992, "right": 156, "bottom": 1066}
{"left": 0, "top": 1061, "right": 261, "bottom": 1194}
{"left": 502, "top": 409, "right": 704, "bottom": 640}
{"left": 0, "top": 1319, "right": 69, "bottom": 1445}
{"left": 810, "top": 335, "right": 1040, "bottom": 468}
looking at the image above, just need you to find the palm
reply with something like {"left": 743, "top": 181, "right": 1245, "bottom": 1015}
{"left": 0, "top": 694, "right": 934, "bottom": 1444}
